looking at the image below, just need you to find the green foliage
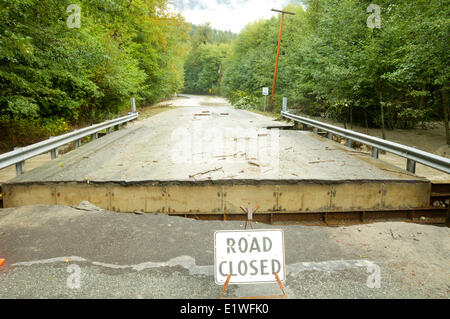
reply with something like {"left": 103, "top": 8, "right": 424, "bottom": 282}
{"left": 220, "top": 0, "right": 449, "bottom": 130}
{"left": 40, "top": 117, "right": 71, "bottom": 136}
{"left": 183, "top": 23, "right": 233, "bottom": 94}
{"left": 0, "top": 0, "right": 189, "bottom": 125}
{"left": 188, "top": 23, "right": 236, "bottom": 46}
{"left": 233, "top": 95, "right": 260, "bottom": 110}
{"left": 184, "top": 43, "right": 231, "bottom": 94}
{"left": 0, "top": 115, "right": 71, "bottom": 152}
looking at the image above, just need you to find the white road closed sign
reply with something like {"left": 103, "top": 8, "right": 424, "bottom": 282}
{"left": 214, "top": 229, "right": 285, "bottom": 285}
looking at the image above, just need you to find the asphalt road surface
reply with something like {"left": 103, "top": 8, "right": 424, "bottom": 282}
{"left": 0, "top": 204, "right": 448, "bottom": 299}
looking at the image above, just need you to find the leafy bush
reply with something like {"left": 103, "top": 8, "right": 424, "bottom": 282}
{"left": 396, "top": 107, "right": 430, "bottom": 129}
{"left": 0, "top": 0, "right": 189, "bottom": 125}
{"left": 233, "top": 95, "right": 260, "bottom": 110}
{"left": 0, "top": 117, "right": 47, "bottom": 153}
{"left": 0, "top": 116, "right": 73, "bottom": 153}
{"left": 40, "top": 117, "right": 71, "bottom": 136}
{"left": 221, "top": 0, "right": 448, "bottom": 133}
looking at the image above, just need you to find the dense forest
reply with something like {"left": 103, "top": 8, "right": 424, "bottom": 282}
{"left": 0, "top": 0, "right": 190, "bottom": 150}
{"left": 183, "top": 23, "right": 235, "bottom": 95}
{"left": 1, "top": 0, "right": 449, "bottom": 152}
{"left": 224, "top": 0, "right": 449, "bottom": 142}
{"left": 183, "top": 0, "right": 449, "bottom": 143}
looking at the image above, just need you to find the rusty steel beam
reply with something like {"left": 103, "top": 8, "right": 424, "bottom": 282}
{"left": 170, "top": 207, "right": 448, "bottom": 226}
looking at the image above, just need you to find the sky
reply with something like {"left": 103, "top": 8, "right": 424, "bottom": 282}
{"left": 170, "top": 0, "right": 304, "bottom": 33}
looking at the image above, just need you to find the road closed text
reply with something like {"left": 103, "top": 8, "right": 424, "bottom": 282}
{"left": 215, "top": 230, "right": 285, "bottom": 284}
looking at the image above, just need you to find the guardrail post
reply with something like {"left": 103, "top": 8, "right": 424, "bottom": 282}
{"left": 49, "top": 137, "right": 58, "bottom": 159}
{"left": 407, "top": 159, "right": 416, "bottom": 174}
{"left": 75, "top": 139, "right": 81, "bottom": 148}
{"left": 328, "top": 132, "right": 333, "bottom": 140}
{"left": 313, "top": 127, "right": 318, "bottom": 135}
{"left": 282, "top": 97, "right": 287, "bottom": 112}
{"left": 371, "top": 147, "right": 379, "bottom": 159}
{"left": 131, "top": 97, "right": 136, "bottom": 113}
{"left": 346, "top": 139, "right": 353, "bottom": 148}
{"left": 13, "top": 147, "right": 25, "bottom": 176}
{"left": 50, "top": 149, "right": 58, "bottom": 160}
{"left": 106, "top": 128, "right": 111, "bottom": 134}
{"left": 15, "top": 161, "right": 25, "bottom": 176}
{"left": 91, "top": 133, "right": 98, "bottom": 140}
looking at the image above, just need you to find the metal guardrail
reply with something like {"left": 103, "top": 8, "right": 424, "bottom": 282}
{"left": 0, "top": 112, "right": 138, "bottom": 176}
{"left": 281, "top": 110, "right": 450, "bottom": 174}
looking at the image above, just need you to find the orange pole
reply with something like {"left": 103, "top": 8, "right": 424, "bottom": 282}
{"left": 269, "top": 13, "right": 285, "bottom": 112}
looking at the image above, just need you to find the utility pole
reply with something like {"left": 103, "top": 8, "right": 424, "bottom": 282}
{"left": 269, "top": 9, "right": 295, "bottom": 112}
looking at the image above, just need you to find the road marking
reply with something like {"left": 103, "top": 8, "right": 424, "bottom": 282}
{"left": 12, "top": 256, "right": 87, "bottom": 266}
{"left": 287, "top": 259, "right": 377, "bottom": 275}
{"left": 11, "top": 256, "right": 379, "bottom": 277}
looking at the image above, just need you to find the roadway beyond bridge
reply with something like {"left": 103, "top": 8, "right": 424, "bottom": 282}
{"left": 1, "top": 95, "right": 447, "bottom": 225}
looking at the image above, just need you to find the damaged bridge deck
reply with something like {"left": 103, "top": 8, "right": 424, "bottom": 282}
{"left": 2, "top": 103, "right": 444, "bottom": 225}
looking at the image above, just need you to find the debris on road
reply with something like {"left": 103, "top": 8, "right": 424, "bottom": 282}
{"left": 189, "top": 167, "right": 223, "bottom": 179}
{"left": 214, "top": 153, "right": 239, "bottom": 159}
{"left": 308, "top": 160, "right": 336, "bottom": 165}
{"left": 248, "top": 161, "right": 261, "bottom": 167}
{"left": 194, "top": 113, "right": 211, "bottom": 117}
{"left": 73, "top": 201, "right": 103, "bottom": 212}
{"left": 390, "top": 228, "right": 400, "bottom": 240}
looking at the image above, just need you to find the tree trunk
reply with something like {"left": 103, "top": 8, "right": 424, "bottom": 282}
{"left": 378, "top": 90, "right": 386, "bottom": 139}
{"left": 350, "top": 104, "right": 353, "bottom": 129}
{"left": 364, "top": 109, "right": 369, "bottom": 134}
{"left": 442, "top": 87, "right": 450, "bottom": 145}
{"left": 389, "top": 103, "right": 394, "bottom": 130}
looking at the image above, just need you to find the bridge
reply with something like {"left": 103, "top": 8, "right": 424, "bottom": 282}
{"left": 1, "top": 95, "right": 449, "bottom": 226}
{"left": 1, "top": 95, "right": 450, "bottom": 299}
